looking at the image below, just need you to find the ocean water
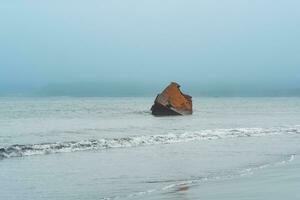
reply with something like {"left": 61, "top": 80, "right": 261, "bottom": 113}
{"left": 0, "top": 97, "right": 300, "bottom": 200}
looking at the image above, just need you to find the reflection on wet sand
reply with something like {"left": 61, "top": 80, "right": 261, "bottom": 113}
{"left": 176, "top": 185, "right": 189, "bottom": 192}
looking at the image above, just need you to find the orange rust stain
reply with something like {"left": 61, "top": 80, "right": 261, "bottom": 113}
{"left": 155, "top": 82, "right": 192, "bottom": 115}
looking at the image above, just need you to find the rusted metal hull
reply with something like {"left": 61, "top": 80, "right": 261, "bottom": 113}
{"left": 151, "top": 82, "right": 192, "bottom": 116}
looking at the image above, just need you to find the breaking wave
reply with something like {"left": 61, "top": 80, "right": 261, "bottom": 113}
{"left": 0, "top": 126, "right": 299, "bottom": 159}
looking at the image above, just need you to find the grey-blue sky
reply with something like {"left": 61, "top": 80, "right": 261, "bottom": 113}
{"left": 0, "top": 0, "right": 300, "bottom": 90}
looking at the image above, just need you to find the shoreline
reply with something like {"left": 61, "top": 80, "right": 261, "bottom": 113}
{"left": 166, "top": 154, "right": 300, "bottom": 200}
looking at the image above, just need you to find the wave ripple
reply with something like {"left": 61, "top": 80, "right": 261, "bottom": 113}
{"left": 0, "top": 126, "right": 299, "bottom": 159}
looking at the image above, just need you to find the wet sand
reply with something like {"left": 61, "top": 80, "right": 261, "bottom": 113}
{"left": 163, "top": 155, "right": 300, "bottom": 200}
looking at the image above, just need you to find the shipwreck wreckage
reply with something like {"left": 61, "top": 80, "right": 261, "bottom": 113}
{"left": 151, "top": 82, "right": 193, "bottom": 116}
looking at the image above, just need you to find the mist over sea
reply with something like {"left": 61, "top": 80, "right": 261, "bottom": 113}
{"left": 2, "top": 1, "right": 300, "bottom": 199}
{"left": 1, "top": 82, "right": 300, "bottom": 97}
{"left": 1, "top": 97, "right": 300, "bottom": 199}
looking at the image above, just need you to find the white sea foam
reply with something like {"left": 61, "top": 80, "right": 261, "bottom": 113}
{"left": 0, "top": 126, "right": 299, "bottom": 159}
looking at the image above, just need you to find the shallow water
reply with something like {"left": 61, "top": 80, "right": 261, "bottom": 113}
{"left": 0, "top": 97, "right": 300, "bottom": 199}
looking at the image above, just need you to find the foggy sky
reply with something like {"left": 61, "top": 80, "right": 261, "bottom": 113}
{"left": 1, "top": 0, "right": 300, "bottom": 92}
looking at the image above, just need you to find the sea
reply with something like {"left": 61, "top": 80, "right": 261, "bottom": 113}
{"left": 0, "top": 97, "right": 300, "bottom": 200}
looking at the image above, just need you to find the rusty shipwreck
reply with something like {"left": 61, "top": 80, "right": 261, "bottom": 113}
{"left": 151, "top": 82, "right": 192, "bottom": 116}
